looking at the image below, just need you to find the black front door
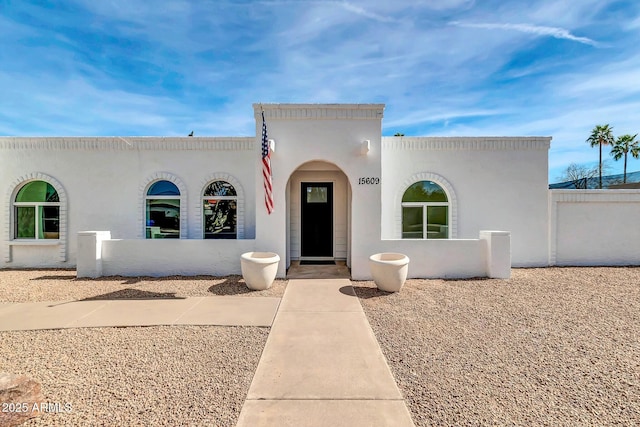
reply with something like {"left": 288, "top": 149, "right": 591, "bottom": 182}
{"left": 301, "top": 182, "right": 333, "bottom": 257}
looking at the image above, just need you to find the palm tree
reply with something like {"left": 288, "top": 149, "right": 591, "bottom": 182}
{"left": 610, "top": 134, "right": 640, "bottom": 183}
{"left": 586, "top": 124, "right": 615, "bottom": 188}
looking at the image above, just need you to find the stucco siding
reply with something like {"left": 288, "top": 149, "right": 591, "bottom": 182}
{"left": 1, "top": 138, "right": 257, "bottom": 267}
{"left": 382, "top": 137, "right": 550, "bottom": 267}
{"left": 551, "top": 190, "right": 640, "bottom": 265}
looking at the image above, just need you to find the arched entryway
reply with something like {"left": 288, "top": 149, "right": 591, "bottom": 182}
{"left": 285, "top": 160, "right": 352, "bottom": 273}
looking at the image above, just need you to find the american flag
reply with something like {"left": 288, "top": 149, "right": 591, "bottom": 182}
{"left": 261, "top": 110, "right": 274, "bottom": 214}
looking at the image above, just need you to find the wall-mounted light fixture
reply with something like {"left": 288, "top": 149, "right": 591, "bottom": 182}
{"left": 268, "top": 139, "right": 276, "bottom": 153}
{"left": 361, "top": 139, "right": 370, "bottom": 155}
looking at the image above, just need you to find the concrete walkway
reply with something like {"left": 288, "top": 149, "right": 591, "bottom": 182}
{"left": 236, "top": 279, "right": 415, "bottom": 427}
{"left": 1, "top": 279, "right": 415, "bottom": 425}
{"left": 0, "top": 296, "right": 280, "bottom": 331}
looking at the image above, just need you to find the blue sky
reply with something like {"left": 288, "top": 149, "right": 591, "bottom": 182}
{"left": 1, "top": 0, "right": 639, "bottom": 182}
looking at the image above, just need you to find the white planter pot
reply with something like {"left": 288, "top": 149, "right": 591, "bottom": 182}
{"left": 369, "top": 253, "right": 410, "bottom": 292}
{"left": 241, "top": 252, "right": 280, "bottom": 290}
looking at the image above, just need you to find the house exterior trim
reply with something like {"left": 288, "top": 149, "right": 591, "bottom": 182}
{"left": 0, "top": 137, "right": 255, "bottom": 151}
{"left": 383, "top": 136, "right": 551, "bottom": 151}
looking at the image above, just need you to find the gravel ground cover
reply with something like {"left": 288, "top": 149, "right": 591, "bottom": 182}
{"left": 3, "top": 267, "right": 639, "bottom": 426}
{"left": 1, "top": 326, "right": 268, "bottom": 426}
{"left": 354, "top": 267, "right": 640, "bottom": 426}
{"left": 0, "top": 269, "right": 281, "bottom": 426}
{"left": 0, "top": 269, "right": 286, "bottom": 302}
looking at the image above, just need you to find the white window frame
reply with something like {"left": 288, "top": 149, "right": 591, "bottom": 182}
{"left": 139, "top": 173, "right": 187, "bottom": 239}
{"left": 5, "top": 174, "right": 67, "bottom": 263}
{"left": 145, "top": 181, "right": 181, "bottom": 239}
{"left": 13, "top": 187, "right": 60, "bottom": 241}
{"left": 401, "top": 201, "right": 449, "bottom": 239}
{"left": 396, "top": 173, "right": 458, "bottom": 239}
{"left": 202, "top": 181, "right": 238, "bottom": 239}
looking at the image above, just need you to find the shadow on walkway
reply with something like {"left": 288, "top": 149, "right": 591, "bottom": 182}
{"left": 81, "top": 289, "right": 185, "bottom": 300}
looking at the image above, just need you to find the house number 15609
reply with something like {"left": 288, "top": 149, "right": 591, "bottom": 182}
{"left": 358, "top": 177, "right": 380, "bottom": 185}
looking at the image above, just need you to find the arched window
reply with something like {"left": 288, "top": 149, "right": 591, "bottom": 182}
{"left": 146, "top": 180, "right": 180, "bottom": 239}
{"left": 402, "top": 180, "right": 449, "bottom": 239}
{"left": 14, "top": 181, "right": 60, "bottom": 240}
{"left": 203, "top": 181, "right": 237, "bottom": 239}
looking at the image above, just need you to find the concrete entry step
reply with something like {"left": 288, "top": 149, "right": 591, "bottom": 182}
{"left": 286, "top": 260, "right": 351, "bottom": 279}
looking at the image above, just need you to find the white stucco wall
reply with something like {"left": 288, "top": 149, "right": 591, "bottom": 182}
{"left": 1, "top": 137, "right": 257, "bottom": 267}
{"left": 550, "top": 190, "right": 640, "bottom": 265}
{"left": 14, "top": 104, "right": 639, "bottom": 278}
{"left": 376, "top": 238, "right": 487, "bottom": 278}
{"left": 253, "top": 104, "right": 384, "bottom": 278}
{"left": 381, "top": 137, "right": 551, "bottom": 267}
{"left": 101, "top": 239, "right": 256, "bottom": 276}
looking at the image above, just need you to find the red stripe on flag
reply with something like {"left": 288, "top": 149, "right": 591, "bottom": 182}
{"left": 261, "top": 110, "right": 274, "bottom": 214}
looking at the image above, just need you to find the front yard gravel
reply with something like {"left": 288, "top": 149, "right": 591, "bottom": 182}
{"left": 1, "top": 326, "right": 268, "bottom": 426}
{"left": 2, "top": 267, "right": 639, "bottom": 425}
{"left": 0, "top": 269, "right": 286, "bottom": 302}
{"left": 355, "top": 267, "right": 640, "bottom": 426}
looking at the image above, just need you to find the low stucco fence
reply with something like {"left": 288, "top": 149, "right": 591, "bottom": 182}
{"left": 77, "top": 231, "right": 257, "bottom": 278}
{"left": 351, "top": 230, "right": 511, "bottom": 280}
{"left": 77, "top": 230, "right": 511, "bottom": 279}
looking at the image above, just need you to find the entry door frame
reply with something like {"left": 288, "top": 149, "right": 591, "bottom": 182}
{"left": 300, "top": 181, "right": 334, "bottom": 260}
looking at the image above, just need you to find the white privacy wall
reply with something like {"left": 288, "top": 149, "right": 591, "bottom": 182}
{"left": 0, "top": 137, "right": 257, "bottom": 268}
{"left": 550, "top": 190, "right": 640, "bottom": 265}
{"left": 381, "top": 137, "right": 551, "bottom": 267}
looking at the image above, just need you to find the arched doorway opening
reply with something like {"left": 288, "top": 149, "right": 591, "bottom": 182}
{"left": 285, "top": 160, "right": 352, "bottom": 272}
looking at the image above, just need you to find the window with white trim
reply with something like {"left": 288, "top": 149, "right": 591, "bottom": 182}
{"left": 402, "top": 180, "right": 449, "bottom": 239}
{"left": 203, "top": 181, "right": 237, "bottom": 239}
{"left": 13, "top": 180, "right": 60, "bottom": 240}
{"left": 146, "top": 180, "right": 180, "bottom": 239}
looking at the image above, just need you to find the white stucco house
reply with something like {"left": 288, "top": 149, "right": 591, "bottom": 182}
{"left": 2, "top": 103, "right": 639, "bottom": 279}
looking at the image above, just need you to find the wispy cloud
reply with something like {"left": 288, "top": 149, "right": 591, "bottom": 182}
{"left": 337, "top": 2, "right": 400, "bottom": 23}
{"left": 385, "top": 109, "right": 504, "bottom": 129}
{"left": 627, "top": 15, "right": 640, "bottom": 30}
{"left": 252, "top": 0, "right": 400, "bottom": 23}
{"left": 1, "top": 0, "right": 638, "bottom": 180}
{"left": 451, "top": 21, "right": 600, "bottom": 46}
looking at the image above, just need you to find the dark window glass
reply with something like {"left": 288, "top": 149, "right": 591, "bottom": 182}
{"left": 204, "top": 181, "right": 237, "bottom": 197}
{"left": 203, "top": 199, "right": 237, "bottom": 239}
{"left": 402, "top": 206, "right": 423, "bottom": 239}
{"left": 426, "top": 206, "right": 448, "bottom": 239}
{"left": 402, "top": 181, "right": 447, "bottom": 203}
{"left": 15, "top": 206, "right": 36, "bottom": 238}
{"left": 15, "top": 181, "right": 59, "bottom": 202}
{"left": 146, "top": 199, "right": 180, "bottom": 239}
{"left": 147, "top": 180, "right": 180, "bottom": 196}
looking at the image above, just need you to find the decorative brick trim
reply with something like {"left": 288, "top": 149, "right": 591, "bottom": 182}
{"left": 255, "top": 104, "right": 385, "bottom": 120}
{"left": 4, "top": 173, "right": 67, "bottom": 262}
{"left": 550, "top": 189, "right": 640, "bottom": 203}
{"left": 196, "top": 173, "right": 245, "bottom": 239}
{"left": 394, "top": 172, "right": 458, "bottom": 239}
{"left": 0, "top": 137, "right": 255, "bottom": 151}
{"left": 138, "top": 173, "right": 188, "bottom": 239}
{"left": 382, "top": 136, "right": 551, "bottom": 151}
